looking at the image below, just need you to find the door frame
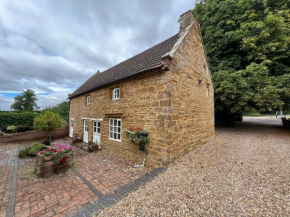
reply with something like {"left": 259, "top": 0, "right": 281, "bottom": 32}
{"left": 93, "top": 120, "right": 101, "bottom": 144}
{"left": 69, "top": 118, "right": 74, "bottom": 137}
{"left": 83, "top": 119, "right": 89, "bottom": 143}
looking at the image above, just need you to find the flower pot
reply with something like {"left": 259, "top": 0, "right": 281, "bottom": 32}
{"left": 88, "top": 147, "right": 94, "bottom": 152}
{"left": 44, "top": 156, "right": 53, "bottom": 162}
{"left": 94, "top": 146, "right": 99, "bottom": 151}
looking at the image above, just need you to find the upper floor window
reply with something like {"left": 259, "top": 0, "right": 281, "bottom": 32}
{"left": 86, "top": 96, "right": 91, "bottom": 105}
{"left": 112, "top": 88, "right": 120, "bottom": 100}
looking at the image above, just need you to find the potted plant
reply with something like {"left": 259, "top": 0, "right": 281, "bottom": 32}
{"left": 34, "top": 111, "right": 64, "bottom": 146}
{"left": 93, "top": 141, "right": 100, "bottom": 151}
{"left": 125, "top": 127, "right": 149, "bottom": 151}
{"left": 88, "top": 141, "right": 95, "bottom": 152}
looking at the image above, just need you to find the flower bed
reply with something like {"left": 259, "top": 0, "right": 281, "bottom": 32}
{"left": 35, "top": 143, "right": 74, "bottom": 177}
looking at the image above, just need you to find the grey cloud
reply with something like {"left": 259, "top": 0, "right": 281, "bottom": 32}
{"left": 0, "top": 0, "right": 194, "bottom": 109}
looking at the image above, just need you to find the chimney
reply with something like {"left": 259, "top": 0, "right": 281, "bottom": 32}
{"left": 178, "top": 10, "right": 195, "bottom": 33}
{"left": 96, "top": 70, "right": 101, "bottom": 74}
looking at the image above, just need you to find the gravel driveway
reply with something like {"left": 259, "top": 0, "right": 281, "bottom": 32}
{"left": 97, "top": 122, "right": 290, "bottom": 216}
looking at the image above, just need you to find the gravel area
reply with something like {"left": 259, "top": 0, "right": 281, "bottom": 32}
{"left": 97, "top": 123, "right": 290, "bottom": 216}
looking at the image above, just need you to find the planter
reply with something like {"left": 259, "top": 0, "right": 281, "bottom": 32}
{"left": 88, "top": 147, "right": 94, "bottom": 152}
{"left": 94, "top": 145, "right": 99, "bottom": 151}
{"left": 44, "top": 156, "right": 53, "bottom": 162}
{"left": 41, "top": 161, "right": 54, "bottom": 178}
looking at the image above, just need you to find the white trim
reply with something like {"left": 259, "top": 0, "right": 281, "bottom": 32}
{"left": 90, "top": 118, "right": 104, "bottom": 121}
{"left": 69, "top": 118, "right": 75, "bottom": 120}
{"left": 86, "top": 96, "right": 91, "bottom": 105}
{"left": 112, "top": 88, "right": 120, "bottom": 100}
{"left": 81, "top": 117, "right": 90, "bottom": 120}
{"left": 109, "top": 118, "right": 122, "bottom": 142}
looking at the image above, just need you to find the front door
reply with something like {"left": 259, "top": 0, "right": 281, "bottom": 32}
{"left": 83, "top": 120, "right": 89, "bottom": 143}
{"left": 93, "top": 121, "right": 101, "bottom": 144}
{"left": 69, "top": 119, "right": 74, "bottom": 137}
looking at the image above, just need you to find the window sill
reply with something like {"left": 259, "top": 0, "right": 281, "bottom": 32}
{"left": 109, "top": 138, "right": 122, "bottom": 142}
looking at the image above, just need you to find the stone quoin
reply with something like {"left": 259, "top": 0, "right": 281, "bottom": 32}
{"left": 68, "top": 11, "right": 214, "bottom": 167}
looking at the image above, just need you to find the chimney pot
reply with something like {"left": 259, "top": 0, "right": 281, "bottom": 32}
{"left": 178, "top": 10, "right": 195, "bottom": 33}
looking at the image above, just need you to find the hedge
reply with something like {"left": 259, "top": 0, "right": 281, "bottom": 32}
{"left": 0, "top": 111, "right": 40, "bottom": 128}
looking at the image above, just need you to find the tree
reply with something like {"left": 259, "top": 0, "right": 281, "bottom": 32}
{"left": 44, "top": 101, "right": 69, "bottom": 122}
{"left": 193, "top": 0, "right": 290, "bottom": 124}
{"left": 11, "top": 89, "right": 39, "bottom": 111}
{"left": 34, "top": 111, "right": 64, "bottom": 145}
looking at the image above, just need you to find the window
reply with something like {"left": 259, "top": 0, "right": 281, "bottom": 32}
{"left": 112, "top": 88, "right": 120, "bottom": 100}
{"left": 86, "top": 96, "right": 91, "bottom": 105}
{"left": 109, "top": 118, "right": 121, "bottom": 141}
{"left": 93, "top": 122, "right": 101, "bottom": 134}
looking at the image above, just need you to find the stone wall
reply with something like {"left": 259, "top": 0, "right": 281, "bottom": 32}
{"left": 69, "top": 69, "right": 173, "bottom": 167}
{"left": 164, "top": 21, "right": 215, "bottom": 162}
{"left": 0, "top": 126, "right": 68, "bottom": 144}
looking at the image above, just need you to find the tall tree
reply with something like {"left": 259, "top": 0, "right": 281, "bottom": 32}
{"left": 193, "top": 0, "right": 290, "bottom": 124}
{"left": 11, "top": 89, "right": 39, "bottom": 111}
{"left": 44, "top": 101, "right": 69, "bottom": 121}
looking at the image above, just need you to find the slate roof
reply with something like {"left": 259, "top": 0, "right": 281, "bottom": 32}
{"left": 69, "top": 34, "right": 179, "bottom": 99}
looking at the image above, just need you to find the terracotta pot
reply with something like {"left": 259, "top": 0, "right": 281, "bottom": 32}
{"left": 94, "top": 146, "right": 99, "bottom": 151}
{"left": 88, "top": 147, "right": 94, "bottom": 152}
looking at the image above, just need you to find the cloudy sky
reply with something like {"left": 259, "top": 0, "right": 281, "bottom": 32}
{"left": 0, "top": 0, "right": 194, "bottom": 110}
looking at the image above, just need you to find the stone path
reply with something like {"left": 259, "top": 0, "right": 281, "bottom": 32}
{"left": 0, "top": 139, "right": 151, "bottom": 217}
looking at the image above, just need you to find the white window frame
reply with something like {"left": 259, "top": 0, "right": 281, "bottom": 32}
{"left": 109, "top": 118, "right": 122, "bottom": 142}
{"left": 93, "top": 121, "right": 101, "bottom": 134}
{"left": 86, "top": 96, "right": 91, "bottom": 105}
{"left": 112, "top": 88, "right": 120, "bottom": 100}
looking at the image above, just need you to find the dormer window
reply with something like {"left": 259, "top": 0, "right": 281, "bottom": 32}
{"left": 86, "top": 96, "right": 91, "bottom": 105}
{"left": 112, "top": 88, "right": 120, "bottom": 100}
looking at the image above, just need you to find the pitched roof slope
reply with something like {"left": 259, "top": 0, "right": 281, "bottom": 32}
{"left": 69, "top": 34, "right": 179, "bottom": 99}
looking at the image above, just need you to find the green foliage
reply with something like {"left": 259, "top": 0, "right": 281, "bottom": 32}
{"left": 0, "top": 131, "right": 4, "bottom": 136}
{"left": 0, "top": 111, "right": 39, "bottom": 128}
{"left": 19, "top": 147, "right": 31, "bottom": 158}
{"left": 28, "top": 142, "right": 45, "bottom": 156}
{"left": 44, "top": 101, "right": 69, "bottom": 122}
{"left": 7, "top": 126, "right": 16, "bottom": 131}
{"left": 125, "top": 128, "right": 150, "bottom": 144}
{"left": 11, "top": 89, "right": 39, "bottom": 111}
{"left": 193, "top": 0, "right": 290, "bottom": 114}
{"left": 34, "top": 111, "right": 64, "bottom": 132}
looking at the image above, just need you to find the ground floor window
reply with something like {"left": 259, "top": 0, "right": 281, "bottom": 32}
{"left": 109, "top": 118, "right": 121, "bottom": 141}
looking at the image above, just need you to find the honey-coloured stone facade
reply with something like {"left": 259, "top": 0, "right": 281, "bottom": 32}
{"left": 69, "top": 12, "right": 214, "bottom": 167}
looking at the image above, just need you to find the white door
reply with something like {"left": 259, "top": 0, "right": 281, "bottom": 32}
{"left": 83, "top": 120, "right": 89, "bottom": 143}
{"left": 69, "top": 119, "right": 74, "bottom": 137}
{"left": 93, "top": 121, "right": 101, "bottom": 144}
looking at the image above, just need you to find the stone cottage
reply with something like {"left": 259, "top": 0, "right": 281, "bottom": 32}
{"left": 68, "top": 11, "right": 214, "bottom": 167}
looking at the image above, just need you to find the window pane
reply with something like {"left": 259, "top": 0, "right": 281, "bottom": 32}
{"left": 114, "top": 133, "right": 117, "bottom": 139}
{"left": 98, "top": 128, "right": 100, "bottom": 133}
{"left": 118, "top": 127, "right": 121, "bottom": 133}
{"left": 114, "top": 127, "right": 118, "bottom": 132}
{"left": 110, "top": 119, "right": 113, "bottom": 125}
{"left": 110, "top": 132, "right": 113, "bottom": 138}
{"left": 117, "top": 134, "right": 120, "bottom": 140}
{"left": 110, "top": 126, "right": 113, "bottom": 131}
{"left": 114, "top": 119, "right": 117, "bottom": 125}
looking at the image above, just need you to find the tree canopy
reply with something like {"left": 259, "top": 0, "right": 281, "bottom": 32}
{"left": 34, "top": 111, "right": 64, "bottom": 132}
{"left": 193, "top": 0, "right": 290, "bottom": 114}
{"left": 44, "top": 101, "right": 69, "bottom": 121}
{"left": 10, "top": 89, "right": 39, "bottom": 111}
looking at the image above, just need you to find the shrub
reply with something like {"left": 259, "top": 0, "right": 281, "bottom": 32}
{"left": 7, "top": 126, "right": 16, "bottom": 132}
{"left": 0, "top": 111, "right": 39, "bottom": 129}
{"left": 28, "top": 142, "right": 45, "bottom": 156}
{"left": 14, "top": 125, "right": 33, "bottom": 133}
{"left": 19, "top": 147, "right": 31, "bottom": 158}
{"left": 0, "top": 130, "right": 5, "bottom": 136}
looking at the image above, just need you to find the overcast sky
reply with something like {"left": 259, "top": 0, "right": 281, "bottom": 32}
{"left": 0, "top": 0, "right": 194, "bottom": 110}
